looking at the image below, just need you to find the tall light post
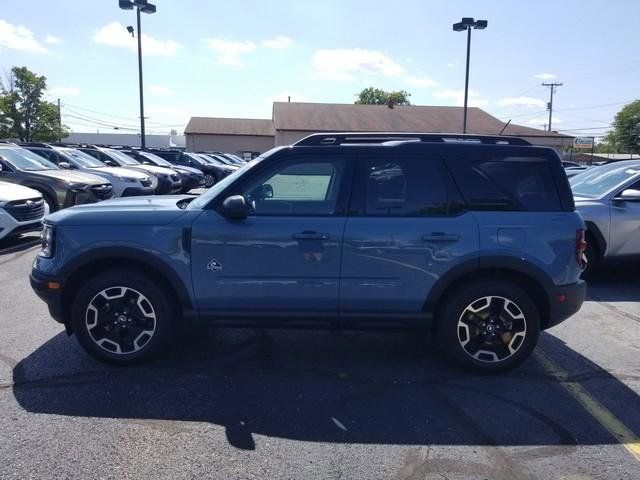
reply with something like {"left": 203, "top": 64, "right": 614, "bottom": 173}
{"left": 119, "top": 0, "right": 156, "bottom": 149}
{"left": 452, "top": 17, "right": 487, "bottom": 134}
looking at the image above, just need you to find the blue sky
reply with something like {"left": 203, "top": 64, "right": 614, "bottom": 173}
{"left": 1, "top": 0, "right": 638, "bottom": 138}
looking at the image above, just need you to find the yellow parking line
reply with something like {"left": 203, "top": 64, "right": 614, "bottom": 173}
{"left": 534, "top": 349, "right": 640, "bottom": 462}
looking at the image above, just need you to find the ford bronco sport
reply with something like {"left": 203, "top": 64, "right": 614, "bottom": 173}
{"left": 30, "top": 133, "right": 586, "bottom": 372}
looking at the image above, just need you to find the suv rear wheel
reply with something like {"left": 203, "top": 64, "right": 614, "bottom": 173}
{"left": 436, "top": 280, "right": 540, "bottom": 373}
{"left": 70, "top": 269, "right": 175, "bottom": 364}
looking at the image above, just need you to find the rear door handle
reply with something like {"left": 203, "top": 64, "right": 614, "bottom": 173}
{"left": 421, "top": 233, "right": 460, "bottom": 242}
{"left": 292, "top": 232, "right": 330, "bottom": 240}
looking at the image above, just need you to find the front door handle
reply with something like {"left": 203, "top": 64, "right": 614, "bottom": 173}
{"left": 421, "top": 233, "right": 460, "bottom": 242}
{"left": 292, "top": 232, "right": 330, "bottom": 240}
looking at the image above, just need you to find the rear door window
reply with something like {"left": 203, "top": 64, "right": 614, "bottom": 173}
{"left": 446, "top": 155, "right": 563, "bottom": 211}
{"left": 362, "top": 156, "right": 452, "bottom": 216}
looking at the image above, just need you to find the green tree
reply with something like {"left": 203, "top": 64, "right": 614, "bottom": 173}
{"left": 0, "top": 66, "right": 68, "bottom": 141}
{"left": 355, "top": 87, "right": 411, "bottom": 107}
{"left": 604, "top": 100, "right": 640, "bottom": 154}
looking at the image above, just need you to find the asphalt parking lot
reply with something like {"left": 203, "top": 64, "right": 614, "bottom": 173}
{"left": 0, "top": 234, "right": 639, "bottom": 479}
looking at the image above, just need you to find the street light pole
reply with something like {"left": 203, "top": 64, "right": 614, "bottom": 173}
{"left": 462, "top": 26, "right": 471, "bottom": 134}
{"left": 119, "top": 0, "right": 156, "bottom": 149}
{"left": 453, "top": 18, "right": 487, "bottom": 134}
{"left": 136, "top": 7, "right": 146, "bottom": 149}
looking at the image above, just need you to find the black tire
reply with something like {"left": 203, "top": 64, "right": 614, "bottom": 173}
{"left": 582, "top": 234, "right": 600, "bottom": 278}
{"left": 436, "top": 280, "right": 540, "bottom": 374}
{"left": 33, "top": 189, "right": 57, "bottom": 212}
{"left": 70, "top": 269, "right": 175, "bottom": 365}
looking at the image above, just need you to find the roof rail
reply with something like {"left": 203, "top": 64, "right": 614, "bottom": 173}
{"left": 294, "top": 132, "right": 531, "bottom": 147}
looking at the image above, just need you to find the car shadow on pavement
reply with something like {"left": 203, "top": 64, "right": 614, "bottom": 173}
{"left": 0, "top": 233, "right": 41, "bottom": 256}
{"left": 586, "top": 260, "right": 640, "bottom": 302}
{"left": 11, "top": 327, "right": 640, "bottom": 451}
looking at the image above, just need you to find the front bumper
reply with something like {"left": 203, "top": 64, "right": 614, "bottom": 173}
{"left": 180, "top": 175, "right": 204, "bottom": 192}
{"left": 545, "top": 280, "right": 587, "bottom": 329}
{"left": 30, "top": 268, "right": 65, "bottom": 324}
{"left": 155, "top": 177, "right": 182, "bottom": 194}
{"left": 121, "top": 185, "right": 156, "bottom": 197}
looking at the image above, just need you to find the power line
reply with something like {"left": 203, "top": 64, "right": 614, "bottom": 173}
{"left": 62, "top": 102, "right": 186, "bottom": 127}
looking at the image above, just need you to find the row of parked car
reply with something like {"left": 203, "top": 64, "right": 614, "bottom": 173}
{"left": 0, "top": 141, "right": 247, "bottom": 240}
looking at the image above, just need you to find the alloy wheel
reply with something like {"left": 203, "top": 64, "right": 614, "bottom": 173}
{"left": 456, "top": 296, "right": 527, "bottom": 363}
{"left": 85, "top": 286, "right": 157, "bottom": 355}
{"left": 204, "top": 174, "right": 216, "bottom": 187}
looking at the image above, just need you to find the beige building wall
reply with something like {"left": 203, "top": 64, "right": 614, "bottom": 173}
{"left": 186, "top": 133, "right": 274, "bottom": 153}
{"left": 275, "top": 130, "right": 321, "bottom": 146}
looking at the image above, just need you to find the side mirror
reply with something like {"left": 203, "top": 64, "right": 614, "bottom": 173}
{"left": 222, "top": 195, "right": 250, "bottom": 220}
{"left": 613, "top": 189, "right": 640, "bottom": 202}
{"left": 58, "top": 162, "right": 71, "bottom": 169}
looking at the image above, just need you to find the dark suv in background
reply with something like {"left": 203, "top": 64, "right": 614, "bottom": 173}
{"left": 0, "top": 143, "right": 113, "bottom": 211}
{"left": 148, "top": 149, "right": 236, "bottom": 187}
{"left": 119, "top": 149, "right": 204, "bottom": 193}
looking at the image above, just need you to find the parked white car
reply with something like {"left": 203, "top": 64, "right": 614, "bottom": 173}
{"left": 0, "top": 181, "right": 46, "bottom": 241}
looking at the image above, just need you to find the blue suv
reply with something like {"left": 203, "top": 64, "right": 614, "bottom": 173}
{"left": 30, "top": 133, "right": 586, "bottom": 372}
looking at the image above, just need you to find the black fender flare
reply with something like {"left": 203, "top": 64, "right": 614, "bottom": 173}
{"left": 424, "top": 255, "right": 555, "bottom": 312}
{"left": 60, "top": 246, "right": 194, "bottom": 310}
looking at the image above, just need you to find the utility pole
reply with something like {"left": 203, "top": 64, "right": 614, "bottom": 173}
{"left": 542, "top": 82, "right": 562, "bottom": 132}
{"left": 57, "top": 98, "right": 62, "bottom": 142}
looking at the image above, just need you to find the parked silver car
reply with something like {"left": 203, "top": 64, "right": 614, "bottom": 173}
{"left": 570, "top": 160, "right": 640, "bottom": 273}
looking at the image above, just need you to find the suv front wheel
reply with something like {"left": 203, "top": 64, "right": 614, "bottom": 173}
{"left": 71, "top": 269, "right": 175, "bottom": 364}
{"left": 437, "top": 280, "right": 540, "bottom": 373}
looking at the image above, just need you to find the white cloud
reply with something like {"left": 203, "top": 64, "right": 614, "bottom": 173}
{"left": 149, "top": 85, "right": 174, "bottom": 96}
{"left": 203, "top": 38, "right": 256, "bottom": 66}
{"left": 534, "top": 73, "right": 557, "bottom": 80}
{"left": 0, "top": 20, "right": 48, "bottom": 53}
{"left": 527, "top": 116, "right": 563, "bottom": 126}
{"left": 434, "top": 89, "right": 490, "bottom": 108}
{"left": 262, "top": 36, "right": 292, "bottom": 49}
{"left": 495, "top": 96, "right": 546, "bottom": 108}
{"left": 44, "top": 35, "right": 61, "bottom": 44}
{"left": 47, "top": 86, "right": 79, "bottom": 97}
{"left": 93, "top": 22, "right": 180, "bottom": 56}
{"left": 447, "top": 62, "right": 456, "bottom": 68}
{"left": 312, "top": 48, "right": 405, "bottom": 81}
{"left": 405, "top": 75, "right": 439, "bottom": 88}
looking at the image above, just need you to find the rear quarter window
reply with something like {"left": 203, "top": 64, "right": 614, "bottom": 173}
{"left": 446, "top": 155, "right": 563, "bottom": 212}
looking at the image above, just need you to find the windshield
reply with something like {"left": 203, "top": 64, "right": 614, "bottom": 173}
{"left": 201, "top": 154, "right": 227, "bottom": 166}
{"left": 0, "top": 147, "right": 59, "bottom": 171}
{"left": 208, "top": 154, "right": 234, "bottom": 165}
{"left": 570, "top": 162, "right": 640, "bottom": 198}
{"left": 139, "top": 151, "right": 172, "bottom": 167}
{"left": 184, "top": 153, "right": 207, "bottom": 166}
{"left": 103, "top": 148, "right": 141, "bottom": 166}
{"left": 60, "top": 148, "right": 106, "bottom": 168}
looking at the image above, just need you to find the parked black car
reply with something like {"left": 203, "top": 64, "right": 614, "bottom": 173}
{"left": 148, "top": 149, "right": 236, "bottom": 188}
{"left": 0, "top": 144, "right": 113, "bottom": 211}
{"left": 119, "top": 149, "right": 204, "bottom": 193}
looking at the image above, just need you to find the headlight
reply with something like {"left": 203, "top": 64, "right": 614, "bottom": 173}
{"left": 113, "top": 175, "right": 137, "bottom": 182}
{"left": 40, "top": 224, "right": 55, "bottom": 258}
{"left": 67, "top": 183, "right": 88, "bottom": 192}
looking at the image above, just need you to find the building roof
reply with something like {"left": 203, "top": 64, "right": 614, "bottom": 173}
{"left": 272, "top": 102, "right": 571, "bottom": 139}
{"left": 185, "top": 117, "right": 275, "bottom": 136}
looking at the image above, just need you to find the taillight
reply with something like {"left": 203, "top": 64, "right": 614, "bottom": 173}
{"left": 576, "top": 229, "right": 587, "bottom": 268}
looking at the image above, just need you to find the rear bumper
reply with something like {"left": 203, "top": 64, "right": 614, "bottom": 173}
{"left": 545, "top": 280, "right": 587, "bottom": 329}
{"left": 30, "top": 268, "right": 65, "bottom": 324}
